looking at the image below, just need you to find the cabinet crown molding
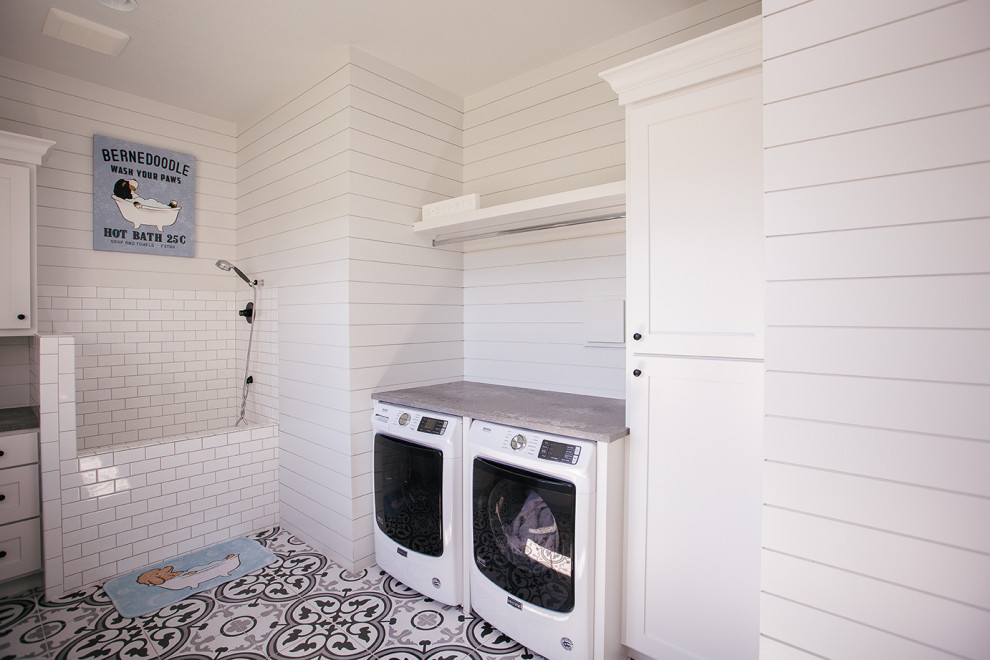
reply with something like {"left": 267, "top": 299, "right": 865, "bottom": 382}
{"left": 0, "top": 130, "right": 56, "bottom": 165}
{"left": 600, "top": 16, "right": 761, "bottom": 106}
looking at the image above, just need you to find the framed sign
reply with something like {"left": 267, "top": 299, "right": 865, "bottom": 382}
{"left": 93, "top": 135, "right": 195, "bottom": 257}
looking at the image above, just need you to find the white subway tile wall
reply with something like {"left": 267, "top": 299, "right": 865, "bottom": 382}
{"left": 35, "top": 286, "right": 278, "bottom": 448}
{"left": 36, "top": 334, "right": 280, "bottom": 599}
{"left": 35, "top": 333, "right": 75, "bottom": 599}
{"left": 60, "top": 425, "right": 279, "bottom": 591}
{"left": 0, "top": 336, "right": 32, "bottom": 408}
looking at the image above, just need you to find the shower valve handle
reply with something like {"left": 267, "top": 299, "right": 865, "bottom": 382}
{"left": 238, "top": 302, "right": 254, "bottom": 324}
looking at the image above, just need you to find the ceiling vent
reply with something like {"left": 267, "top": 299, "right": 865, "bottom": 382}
{"left": 97, "top": 0, "right": 139, "bottom": 11}
{"left": 42, "top": 8, "right": 130, "bottom": 57}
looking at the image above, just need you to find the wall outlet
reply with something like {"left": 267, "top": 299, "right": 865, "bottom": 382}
{"left": 422, "top": 193, "right": 480, "bottom": 220}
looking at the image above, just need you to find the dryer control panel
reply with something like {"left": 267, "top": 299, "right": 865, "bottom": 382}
{"left": 417, "top": 416, "right": 448, "bottom": 435}
{"left": 371, "top": 402, "right": 461, "bottom": 454}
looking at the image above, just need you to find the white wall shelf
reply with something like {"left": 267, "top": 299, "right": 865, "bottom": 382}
{"left": 413, "top": 181, "right": 625, "bottom": 245}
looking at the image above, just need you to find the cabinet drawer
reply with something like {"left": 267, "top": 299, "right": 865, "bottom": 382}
{"left": 0, "top": 518, "right": 41, "bottom": 580}
{"left": 0, "top": 464, "right": 40, "bottom": 525}
{"left": 0, "top": 431, "right": 39, "bottom": 469}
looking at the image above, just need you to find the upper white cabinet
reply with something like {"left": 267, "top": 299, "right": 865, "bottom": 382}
{"left": 0, "top": 131, "right": 55, "bottom": 336}
{"left": 606, "top": 19, "right": 764, "bottom": 361}
{"left": 602, "top": 16, "right": 764, "bottom": 660}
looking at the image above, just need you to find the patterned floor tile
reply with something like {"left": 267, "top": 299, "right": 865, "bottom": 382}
{"left": 332, "top": 569, "right": 546, "bottom": 660}
{"left": 0, "top": 589, "right": 47, "bottom": 660}
{"left": 155, "top": 559, "right": 297, "bottom": 656}
{"left": 0, "top": 528, "right": 550, "bottom": 660}
{"left": 37, "top": 585, "right": 161, "bottom": 660}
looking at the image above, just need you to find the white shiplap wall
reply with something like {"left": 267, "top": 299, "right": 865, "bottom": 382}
{"left": 460, "top": 0, "right": 760, "bottom": 399}
{"left": 463, "top": 221, "right": 626, "bottom": 398}
{"left": 463, "top": 0, "right": 761, "bottom": 207}
{"left": 237, "top": 48, "right": 463, "bottom": 569}
{"left": 761, "top": 1, "right": 990, "bottom": 658}
{"left": 0, "top": 57, "right": 282, "bottom": 441}
{"left": 235, "top": 50, "right": 356, "bottom": 566}
{"left": 0, "top": 57, "right": 239, "bottom": 293}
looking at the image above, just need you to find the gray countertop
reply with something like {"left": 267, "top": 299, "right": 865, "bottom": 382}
{"left": 0, "top": 406, "right": 39, "bottom": 434}
{"left": 372, "top": 381, "right": 627, "bottom": 443}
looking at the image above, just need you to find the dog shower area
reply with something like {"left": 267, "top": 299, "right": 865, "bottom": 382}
{"left": 31, "top": 281, "right": 279, "bottom": 600}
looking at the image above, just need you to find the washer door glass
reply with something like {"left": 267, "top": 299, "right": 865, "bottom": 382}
{"left": 473, "top": 456, "right": 576, "bottom": 613}
{"left": 374, "top": 433, "right": 443, "bottom": 557}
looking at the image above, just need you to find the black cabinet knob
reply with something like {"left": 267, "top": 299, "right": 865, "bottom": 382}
{"left": 17, "top": 314, "right": 26, "bottom": 320}
{"left": 633, "top": 369, "right": 642, "bottom": 377}
{"left": 0, "top": 494, "right": 5, "bottom": 501}
{"left": 0, "top": 551, "right": 6, "bottom": 558}
{"left": 633, "top": 332, "right": 642, "bottom": 341}
{"left": 0, "top": 450, "right": 4, "bottom": 457}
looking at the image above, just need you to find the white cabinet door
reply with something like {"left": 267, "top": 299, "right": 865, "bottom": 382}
{"left": 0, "top": 162, "right": 31, "bottom": 332}
{"left": 626, "top": 70, "right": 763, "bottom": 360}
{"left": 624, "top": 356, "right": 763, "bottom": 660}
{"left": 601, "top": 16, "right": 765, "bottom": 660}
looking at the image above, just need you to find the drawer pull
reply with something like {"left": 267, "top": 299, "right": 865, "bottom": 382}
{"left": 0, "top": 550, "right": 5, "bottom": 558}
{"left": 0, "top": 494, "right": 5, "bottom": 501}
{"left": 0, "top": 450, "right": 4, "bottom": 457}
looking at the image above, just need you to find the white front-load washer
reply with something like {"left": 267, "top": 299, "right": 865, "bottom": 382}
{"left": 371, "top": 402, "right": 463, "bottom": 607}
{"left": 469, "top": 418, "right": 597, "bottom": 660}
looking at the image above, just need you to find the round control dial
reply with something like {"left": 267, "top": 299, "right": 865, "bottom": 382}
{"left": 510, "top": 434, "right": 527, "bottom": 451}
{"left": 398, "top": 412, "right": 411, "bottom": 426}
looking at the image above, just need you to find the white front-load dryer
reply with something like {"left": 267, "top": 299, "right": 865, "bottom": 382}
{"left": 469, "top": 419, "right": 597, "bottom": 660}
{"left": 371, "top": 402, "right": 463, "bottom": 607}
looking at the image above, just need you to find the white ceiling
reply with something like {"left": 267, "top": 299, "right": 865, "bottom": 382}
{"left": 0, "top": 0, "right": 704, "bottom": 125}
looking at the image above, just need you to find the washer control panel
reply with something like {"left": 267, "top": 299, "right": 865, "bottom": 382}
{"left": 538, "top": 439, "right": 581, "bottom": 465}
{"left": 492, "top": 428, "right": 581, "bottom": 464}
{"left": 470, "top": 420, "right": 596, "bottom": 490}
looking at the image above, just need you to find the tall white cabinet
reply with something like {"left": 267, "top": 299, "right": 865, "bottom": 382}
{"left": 0, "top": 130, "right": 55, "bottom": 336}
{"left": 601, "top": 18, "right": 764, "bottom": 660}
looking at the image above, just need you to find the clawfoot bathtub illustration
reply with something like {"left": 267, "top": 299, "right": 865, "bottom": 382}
{"left": 136, "top": 553, "right": 240, "bottom": 591}
{"left": 111, "top": 178, "right": 180, "bottom": 231}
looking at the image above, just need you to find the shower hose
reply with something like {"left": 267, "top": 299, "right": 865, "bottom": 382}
{"left": 236, "top": 284, "right": 257, "bottom": 426}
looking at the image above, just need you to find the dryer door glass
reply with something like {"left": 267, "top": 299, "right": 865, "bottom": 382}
{"left": 473, "top": 457, "right": 576, "bottom": 613}
{"left": 374, "top": 434, "right": 443, "bottom": 557}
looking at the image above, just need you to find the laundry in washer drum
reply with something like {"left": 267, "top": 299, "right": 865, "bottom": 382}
{"left": 489, "top": 482, "right": 571, "bottom": 577}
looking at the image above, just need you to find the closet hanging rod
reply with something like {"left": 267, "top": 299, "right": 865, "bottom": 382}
{"left": 432, "top": 213, "right": 626, "bottom": 247}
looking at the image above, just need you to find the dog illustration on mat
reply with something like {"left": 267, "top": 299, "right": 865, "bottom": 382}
{"left": 111, "top": 178, "right": 180, "bottom": 231}
{"left": 136, "top": 553, "right": 240, "bottom": 591}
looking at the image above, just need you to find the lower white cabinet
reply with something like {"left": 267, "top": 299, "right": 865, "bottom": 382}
{"left": 624, "top": 357, "right": 763, "bottom": 659}
{"left": 0, "top": 431, "right": 42, "bottom": 583}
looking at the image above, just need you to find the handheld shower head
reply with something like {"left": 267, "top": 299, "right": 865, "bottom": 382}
{"left": 214, "top": 259, "right": 255, "bottom": 286}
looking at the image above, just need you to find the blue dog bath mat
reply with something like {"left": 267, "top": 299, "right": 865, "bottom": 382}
{"left": 104, "top": 536, "right": 276, "bottom": 617}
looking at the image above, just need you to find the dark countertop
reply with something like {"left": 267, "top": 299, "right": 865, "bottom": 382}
{"left": 372, "top": 381, "right": 627, "bottom": 443}
{"left": 0, "top": 406, "right": 39, "bottom": 434}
